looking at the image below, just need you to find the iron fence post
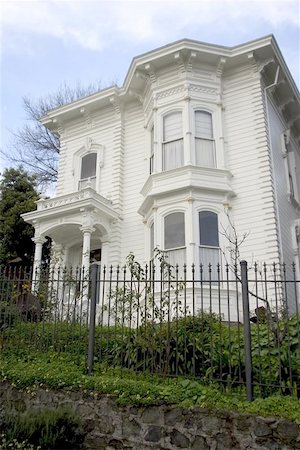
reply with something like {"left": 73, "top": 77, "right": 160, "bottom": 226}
{"left": 240, "top": 260, "right": 254, "bottom": 401}
{"left": 87, "top": 264, "right": 98, "bottom": 375}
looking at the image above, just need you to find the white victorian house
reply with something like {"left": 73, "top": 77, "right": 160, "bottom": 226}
{"left": 23, "top": 36, "right": 300, "bottom": 313}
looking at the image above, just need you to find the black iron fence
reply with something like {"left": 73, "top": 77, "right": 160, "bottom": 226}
{"left": 1, "top": 260, "right": 299, "bottom": 400}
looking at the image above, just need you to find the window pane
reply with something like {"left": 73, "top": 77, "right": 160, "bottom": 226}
{"left": 199, "top": 247, "right": 220, "bottom": 280}
{"left": 163, "top": 112, "right": 182, "bottom": 141}
{"left": 199, "top": 211, "right": 219, "bottom": 247}
{"left": 81, "top": 153, "right": 97, "bottom": 179}
{"left": 195, "top": 111, "right": 213, "bottom": 139}
{"left": 195, "top": 138, "right": 216, "bottom": 168}
{"left": 165, "top": 212, "right": 185, "bottom": 249}
{"left": 163, "top": 139, "right": 183, "bottom": 170}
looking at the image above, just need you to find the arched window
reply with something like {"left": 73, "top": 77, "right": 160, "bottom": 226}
{"left": 195, "top": 111, "right": 216, "bottom": 168}
{"left": 199, "top": 211, "right": 220, "bottom": 280}
{"left": 164, "top": 212, "right": 186, "bottom": 267}
{"left": 163, "top": 112, "right": 183, "bottom": 171}
{"left": 79, "top": 153, "right": 97, "bottom": 189}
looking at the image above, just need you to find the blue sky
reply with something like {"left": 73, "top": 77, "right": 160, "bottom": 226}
{"left": 0, "top": 0, "right": 299, "bottom": 174}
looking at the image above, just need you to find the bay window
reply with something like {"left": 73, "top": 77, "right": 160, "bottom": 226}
{"left": 164, "top": 212, "right": 186, "bottom": 267}
{"left": 163, "top": 112, "right": 183, "bottom": 171}
{"left": 199, "top": 211, "right": 220, "bottom": 280}
{"left": 195, "top": 111, "right": 216, "bottom": 168}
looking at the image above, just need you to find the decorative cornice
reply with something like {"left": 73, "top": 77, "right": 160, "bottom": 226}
{"left": 189, "top": 84, "right": 218, "bottom": 96}
{"left": 156, "top": 85, "right": 186, "bottom": 100}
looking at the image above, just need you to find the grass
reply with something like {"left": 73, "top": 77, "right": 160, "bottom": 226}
{"left": 1, "top": 349, "right": 300, "bottom": 424}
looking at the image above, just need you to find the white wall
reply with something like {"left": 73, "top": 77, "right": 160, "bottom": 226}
{"left": 223, "top": 69, "right": 280, "bottom": 266}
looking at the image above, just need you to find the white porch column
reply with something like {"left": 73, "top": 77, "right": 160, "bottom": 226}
{"left": 186, "top": 196, "right": 195, "bottom": 277}
{"left": 32, "top": 236, "right": 46, "bottom": 293}
{"left": 81, "top": 226, "right": 95, "bottom": 273}
{"left": 183, "top": 84, "right": 192, "bottom": 165}
{"left": 80, "top": 226, "right": 95, "bottom": 303}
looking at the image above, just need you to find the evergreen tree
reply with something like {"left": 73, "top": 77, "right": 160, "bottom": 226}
{"left": 0, "top": 167, "right": 39, "bottom": 264}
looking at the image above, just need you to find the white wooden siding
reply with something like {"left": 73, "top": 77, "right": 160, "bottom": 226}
{"left": 223, "top": 70, "right": 280, "bottom": 265}
{"left": 267, "top": 97, "right": 299, "bottom": 264}
{"left": 121, "top": 103, "right": 147, "bottom": 262}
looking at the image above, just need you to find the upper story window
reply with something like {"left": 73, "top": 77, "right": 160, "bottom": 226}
{"left": 195, "top": 111, "right": 216, "bottom": 168}
{"left": 199, "top": 211, "right": 220, "bottom": 280}
{"left": 163, "top": 112, "right": 183, "bottom": 171}
{"left": 79, "top": 152, "right": 97, "bottom": 190}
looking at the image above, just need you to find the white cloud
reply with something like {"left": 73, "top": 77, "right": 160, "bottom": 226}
{"left": 0, "top": 0, "right": 299, "bottom": 54}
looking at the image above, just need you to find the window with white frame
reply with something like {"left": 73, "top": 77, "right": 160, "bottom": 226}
{"left": 164, "top": 212, "right": 186, "bottom": 267}
{"left": 163, "top": 112, "right": 183, "bottom": 171}
{"left": 195, "top": 111, "right": 216, "bottom": 168}
{"left": 79, "top": 152, "right": 97, "bottom": 190}
{"left": 199, "top": 211, "right": 220, "bottom": 280}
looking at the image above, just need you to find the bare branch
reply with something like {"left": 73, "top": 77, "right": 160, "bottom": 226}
{"left": 1, "top": 80, "right": 103, "bottom": 189}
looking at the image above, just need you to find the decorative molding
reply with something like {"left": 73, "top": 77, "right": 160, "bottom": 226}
{"left": 128, "top": 89, "right": 143, "bottom": 103}
{"left": 174, "top": 51, "right": 185, "bottom": 75}
{"left": 186, "top": 51, "right": 197, "bottom": 73}
{"left": 109, "top": 95, "right": 122, "bottom": 117}
{"left": 189, "top": 84, "right": 218, "bottom": 95}
{"left": 257, "top": 57, "right": 275, "bottom": 74}
{"left": 156, "top": 85, "right": 186, "bottom": 100}
{"left": 287, "top": 113, "right": 300, "bottom": 128}
{"left": 144, "top": 63, "right": 157, "bottom": 84}
{"left": 278, "top": 96, "right": 295, "bottom": 112}
{"left": 216, "top": 57, "right": 226, "bottom": 78}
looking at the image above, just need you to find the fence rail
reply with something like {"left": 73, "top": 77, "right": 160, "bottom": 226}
{"left": 1, "top": 261, "right": 299, "bottom": 400}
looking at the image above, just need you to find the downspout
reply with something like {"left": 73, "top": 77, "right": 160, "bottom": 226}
{"left": 263, "top": 65, "right": 283, "bottom": 264}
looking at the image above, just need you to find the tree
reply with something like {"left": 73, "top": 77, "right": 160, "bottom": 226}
{"left": 0, "top": 167, "right": 39, "bottom": 264}
{"left": 3, "top": 81, "right": 103, "bottom": 187}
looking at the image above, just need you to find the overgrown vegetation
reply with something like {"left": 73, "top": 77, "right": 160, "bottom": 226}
{"left": 1, "top": 408, "right": 84, "bottom": 449}
{"left": 2, "top": 310, "right": 299, "bottom": 397}
{"left": 0, "top": 351, "right": 300, "bottom": 423}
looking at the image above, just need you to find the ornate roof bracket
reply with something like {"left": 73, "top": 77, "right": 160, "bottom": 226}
{"left": 144, "top": 63, "right": 157, "bottom": 85}
{"left": 216, "top": 57, "right": 227, "bottom": 78}
{"left": 79, "top": 107, "right": 93, "bottom": 130}
{"left": 174, "top": 51, "right": 185, "bottom": 76}
{"left": 109, "top": 95, "right": 122, "bottom": 118}
{"left": 186, "top": 51, "right": 197, "bottom": 73}
{"left": 128, "top": 89, "right": 144, "bottom": 104}
{"left": 257, "top": 56, "right": 276, "bottom": 74}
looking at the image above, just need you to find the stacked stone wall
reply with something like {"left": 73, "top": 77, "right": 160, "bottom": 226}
{"left": 0, "top": 383, "right": 299, "bottom": 449}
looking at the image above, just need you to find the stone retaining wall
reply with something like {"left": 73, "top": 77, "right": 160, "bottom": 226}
{"left": 0, "top": 383, "right": 299, "bottom": 449}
